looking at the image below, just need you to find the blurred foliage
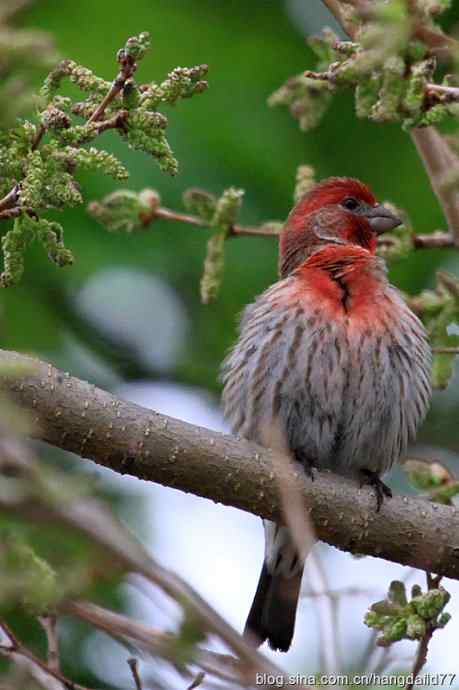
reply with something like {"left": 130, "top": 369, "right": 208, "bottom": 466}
{"left": 271, "top": 1, "right": 458, "bottom": 130}
{"left": 0, "top": 0, "right": 59, "bottom": 129}
{"left": 403, "top": 456, "right": 459, "bottom": 503}
{"left": 365, "top": 579, "right": 451, "bottom": 647}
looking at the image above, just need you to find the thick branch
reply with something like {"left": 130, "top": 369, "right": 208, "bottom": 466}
{"left": 1, "top": 348, "right": 459, "bottom": 580}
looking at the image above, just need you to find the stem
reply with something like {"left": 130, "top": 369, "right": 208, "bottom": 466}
{"left": 411, "top": 128, "right": 459, "bottom": 244}
{"left": 0, "top": 186, "right": 19, "bottom": 213}
{"left": 412, "top": 231, "right": 454, "bottom": 248}
{"left": 405, "top": 573, "right": 443, "bottom": 690}
{"left": 426, "top": 83, "right": 459, "bottom": 102}
{"left": 153, "top": 206, "right": 281, "bottom": 237}
{"left": 87, "top": 51, "right": 137, "bottom": 124}
{"left": 127, "top": 658, "right": 143, "bottom": 690}
{"left": 0, "top": 618, "right": 89, "bottom": 690}
{"left": 39, "top": 615, "right": 60, "bottom": 672}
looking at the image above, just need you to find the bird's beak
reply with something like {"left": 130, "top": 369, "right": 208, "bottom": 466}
{"left": 365, "top": 204, "right": 402, "bottom": 234}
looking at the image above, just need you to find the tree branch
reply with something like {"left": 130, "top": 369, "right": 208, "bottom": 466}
{"left": 0, "top": 618, "right": 88, "bottom": 690}
{"left": 411, "top": 127, "right": 459, "bottom": 244}
{"left": 1, "top": 348, "right": 459, "bottom": 581}
{"left": 152, "top": 206, "right": 281, "bottom": 237}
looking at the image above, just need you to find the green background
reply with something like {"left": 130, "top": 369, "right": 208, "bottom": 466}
{"left": 1, "top": 0, "right": 459, "bottom": 687}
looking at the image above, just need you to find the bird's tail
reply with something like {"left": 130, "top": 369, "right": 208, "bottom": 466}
{"left": 243, "top": 521, "right": 305, "bottom": 652}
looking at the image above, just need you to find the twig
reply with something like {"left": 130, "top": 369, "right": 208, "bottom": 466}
{"left": 0, "top": 618, "right": 89, "bottom": 690}
{"left": 65, "top": 601, "right": 280, "bottom": 687}
{"left": 307, "top": 551, "right": 341, "bottom": 674}
{"left": 127, "top": 658, "right": 143, "bottom": 690}
{"left": 411, "top": 128, "right": 459, "bottom": 244}
{"left": 87, "top": 44, "right": 138, "bottom": 123}
{"left": 134, "top": 202, "right": 459, "bottom": 246}
{"left": 412, "top": 231, "right": 454, "bottom": 249}
{"left": 0, "top": 449, "right": 289, "bottom": 688}
{"left": 0, "top": 186, "right": 19, "bottom": 214}
{"left": 364, "top": 568, "right": 419, "bottom": 675}
{"left": 262, "top": 425, "right": 340, "bottom": 673}
{"left": 31, "top": 124, "right": 46, "bottom": 152}
{"left": 187, "top": 672, "right": 206, "bottom": 690}
{"left": 426, "top": 83, "right": 459, "bottom": 103}
{"left": 321, "top": 0, "right": 350, "bottom": 32}
{"left": 405, "top": 573, "right": 443, "bottom": 690}
{"left": 39, "top": 615, "right": 60, "bottom": 672}
{"left": 153, "top": 206, "right": 280, "bottom": 237}
{"left": 432, "top": 347, "right": 459, "bottom": 354}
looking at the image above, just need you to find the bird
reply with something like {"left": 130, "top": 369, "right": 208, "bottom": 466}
{"left": 220, "top": 176, "right": 432, "bottom": 653}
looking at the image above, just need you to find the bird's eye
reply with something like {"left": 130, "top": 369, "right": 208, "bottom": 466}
{"left": 342, "top": 197, "right": 360, "bottom": 211}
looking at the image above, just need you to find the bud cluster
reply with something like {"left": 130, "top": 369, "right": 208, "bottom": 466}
{"left": 365, "top": 579, "right": 451, "bottom": 646}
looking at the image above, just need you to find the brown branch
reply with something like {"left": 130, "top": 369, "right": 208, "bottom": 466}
{"left": 0, "top": 618, "right": 89, "bottom": 690}
{"left": 412, "top": 231, "right": 454, "bottom": 249}
{"left": 0, "top": 186, "right": 19, "bottom": 214}
{"left": 426, "top": 83, "right": 459, "bottom": 103}
{"left": 65, "top": 601, "right": 262, "bottom": 687}
{"left": 127, "top": 658, "right": 143, "bottom": 690}
{"left": 405, "top": 573, "right": 443, "bottom": 690}
{"left": 87, "top": 45, "right": 138, "bottom": 124}
{"left": 321, "top": 0, "right": 350, "bottom": 32}
{"left": 0, "top": 426, "right": 286, "bottom": 688}
{"left": 2, "top": 349, "right": 459, "bottom": 583}
{"left": 153, "top": 206, "right": 281, "bottom": 237}
{"left": 39, "top": 615, "right": 60, "bottom": 673}
{"left": 411, "top": 128, "right": 459, "bottom": 244}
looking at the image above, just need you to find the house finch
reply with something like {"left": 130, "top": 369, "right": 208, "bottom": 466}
{"left": 221, "top": 177, "right": 432, "bottom": 652}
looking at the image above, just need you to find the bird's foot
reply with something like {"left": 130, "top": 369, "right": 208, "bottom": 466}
{"left": 360, "top": 469, "right": 392, "bottom": 512}
{"left": 294, "top": 449, "right": 315, "bottom": 481}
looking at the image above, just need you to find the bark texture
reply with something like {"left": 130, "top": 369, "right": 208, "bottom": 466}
{"left": 1, "top": 348, "right": 458, "bottom": 579}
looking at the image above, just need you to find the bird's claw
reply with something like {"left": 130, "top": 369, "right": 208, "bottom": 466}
{"left": 360, "top": 469, "right": 392, "bottom": 512}
{"left": 294, "top": 449, "right": 315, "bottom": 481}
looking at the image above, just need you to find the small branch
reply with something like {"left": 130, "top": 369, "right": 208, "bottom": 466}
{"left": 65, "top": 600, "right": 285, "bottom": 688}
{"left": 411, "top": 128, "right": 459, "bottom": 244}
{"left": 0, "top": 186, "right": 19, "bottom": 214}
{"left": 0, "top": 432, "right": 286, "bottom": 687}
{"left": 432, "top": 347, "right": 459, "bottom": 355}
{"left": 92, "top": 110, "right": 129, "bottom": 135}
{"left": 150, "top": 206, "right": 281, "bottom": 237}
{"left": 405, "top": 573, "right": 443, "bottom": 690}
{"left": 127, "top": 658, "right": 143, "bottom": 690}
{"left": 87, "top": 46, "right": 137, "bottom": 124}
{"left": 321, "top": 0, "right": 349, "bottom": 31}
{"left": 0, "top": 618, "right": 89, "bottom": 690}
{"left": 426, "top": 83, "right": 459, "bottom": 103}
{"left": 412, "top": 231, "right": 454, "bottom": 249}
{"left": 187, "top": 672, "right": 206, "bottom": 690}
{"left": 39, "top": 615, "right": 60, "bottom": 672}
{"left": 31, "top": 124, "right": 46, "bottom": 152}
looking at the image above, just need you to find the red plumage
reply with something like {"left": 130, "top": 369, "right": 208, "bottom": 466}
{"left": 221, "top": 177, "right": 432, "bottom": 652}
